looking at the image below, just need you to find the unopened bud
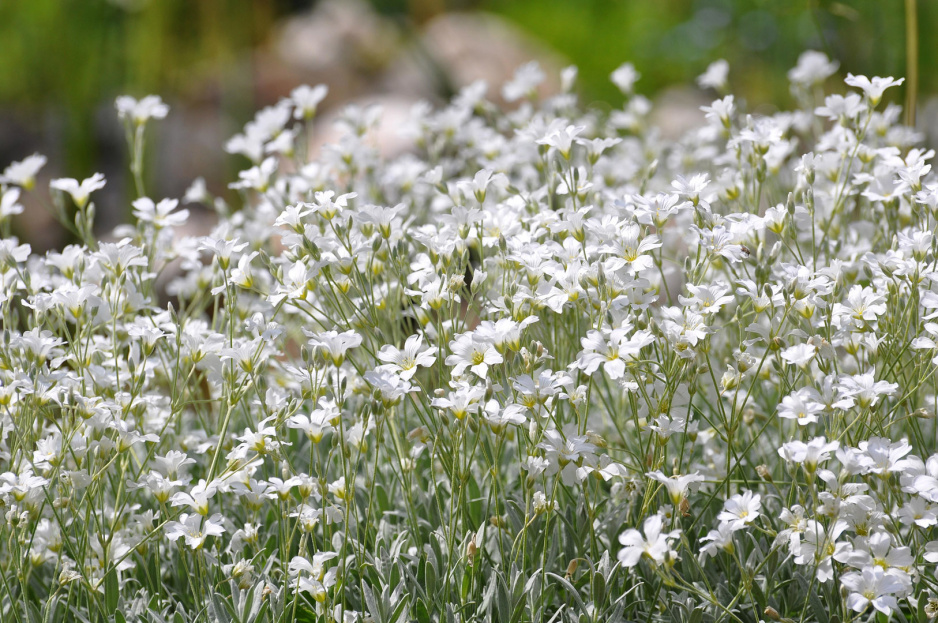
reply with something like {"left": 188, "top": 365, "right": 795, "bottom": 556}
{"left": 756, "top": 464, "right": 773, "bottom": 482}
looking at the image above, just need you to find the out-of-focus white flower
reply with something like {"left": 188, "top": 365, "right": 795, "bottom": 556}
{"left": 132, "top": 197, "right": 189, "bottom": 228}
{"left": 116, "top": 94, "right": 169, "bottom": 125}
{"left": 788, "top": 51, "right": 838, "bottom": 86}
{"left": 291, "top": 84, "right": 328, "bottom": 119}
{"left": 845, "top": 73, "right": 904, "bottom": 106}
{"left": 610, "top": 62, "right": 641, "bottom": 95}
{"left": 502, "top": 61, "right": 545, "bottom": 102}
{"left": 2, "top": 153, "right": 46, "bottom": 189}
{"left": 697, "top": 59, "right": 729, "bottom": 91}
{"left": 50, "top": 173, "right": 106, "bottom": 209}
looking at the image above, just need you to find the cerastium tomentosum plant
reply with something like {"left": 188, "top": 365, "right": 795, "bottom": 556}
{"left": 0, "top": 52, "right": 936, "bottom": 623}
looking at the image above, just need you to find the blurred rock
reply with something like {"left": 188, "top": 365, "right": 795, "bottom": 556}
{"left": 264, "top": 3, "right": 567, "bottom": 110}
{"left": 398, "top": 11, "right": 566, "bottom": 106}
{"left": 920, "top": 96, "right": 938, "bottom": 151}
{"left": 263, "top": 4, "right": 569, "bottom": 157}
{"left": 312, "top": 95, "right": 420, "bottom": 160}
{"left": 257, "top": 0, "right": 408, "bottom": 108}
{"left": 3, "top": 1, "right": 577, "bottom": 252}
{"left": 650, "top": 87, "right": 709, "bottom": 141}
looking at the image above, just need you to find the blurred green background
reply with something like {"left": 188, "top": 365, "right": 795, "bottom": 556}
{"left": 0, "top": 0, "right": 935, "bottom": 246}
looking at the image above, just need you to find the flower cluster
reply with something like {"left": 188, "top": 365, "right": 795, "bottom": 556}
{"left": 0, "top": 51, "right": 936, "bottom": 623}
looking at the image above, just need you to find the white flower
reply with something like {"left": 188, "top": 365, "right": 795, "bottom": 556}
{"left": 152, "top": 451, "right": 196, "bottom": 479}
{"left": 483, "top": 401, "right": 527, "bottom": 432}
{"left": 560, "top": 65, "right": 578, "bottom": 92}
{"left": 778, "top": 437, "right": 839, "bottom": 474}
{"left": 291, "top": 84, "right": 328, "bottom": 119}
{"left": 305, "top": 329, "right": 363, "bottom": 367}
{"left": 610, "top": 62, "right": 640, "bottom": 95}
{"left": 701, "top": 95, "right": 735, "bottom": 127}
{"left": 837, "top": 372, "right": 897, "bottom": 409}
{"left": 858, "top": 437, "right": 913, "bottom": 475}
{"left": 717, "top": 490, "right": 761, "bottom": 529}
{"left": 678, "top": 282, "right": 733, "bottom": 315}
{"left": 778, "top": 387, "right": 824, "bottom": 425}
{"left": 697, "top": 59, "right": 729, "bottom": 91}
{"left": 165, "top": 513, "right": 225, "bottom": 550}
{"left": 647, "top": 471, "right": 704, "bottom": 506}
{"left": 502, "top": 61, "right": 545, "bottom": 102}
{"left": 780, "top": 343, "right": 816, "bottom": 367}
{"left": 845, "top": 73, "right": 904, "bottom": 106}
{"left": 815, "top": 93, "right": 865, "bottom": 121}
{"left": 532, "top": 490, "right": 553, "bottom": 514}
{"left": 658, "top": 306, "right": 709, "bottom": 357}
{"left": 184, "top": 177, "right": 210, "bottom": 204}
{"left": 432, "top": 383, "right": 485, "bottom": 421}
{"left": 536, "top": 123, "right": 585, "bottom": 159}
{"left": 618, "top": 514, "right": 680, "bottom": 567}
{"left": 132, "top": 197, "right": 189, "bottom": 228}
{"left": 512, "top": 368, "right": 564, "bottom": 408}
{"left": 832, "top": 285, "right": 886, "bottom": 328}
{"left": 896, "top": 496, "right": 937, "bottom": 527}
{"left": 911, "top": 455, "right": 938, "bottom": 502}
{"left": 116, "top": 94, "right": 169, "bottom": 124}
{"left": 777, "top": 505, "right": 807, "bottom": 554}
{"left": 50, "top": 173, "right": 106, "bottom": 209}
{"left": 0, "top": 239, "right": 30, "bottom": 266}
{"left": 0, "top": 187, "right": 23, "bottom": 218}
{"left": 795, "top": 520, "right": 849, "bottom": 582}
{"left": 575, "top": 323, "right": 654, "bottom": 380}
{"left": 287, "top": 398, "right": 338, "bottom": 443}
{"left": 841, "top": 567, "right": 906, "bottom": 616}
{"left": 357, "top": 203, "right": 405, "bottom": 238}
{"left": 289, "top": 553, "right": 339, "bottom": 602}
{"left": 445, "top": 333, "right": 502, "bottom": 379}
{"left": 169, "top": 480, "right": 217, "bottom": 516}
{"left": 699, "top": 522, "right": 738, "bottom": 561}
{"left": 377, "top": 334, "right": 436, "bottom": 380}
{"left": 788, "top": 51, "right": 838, "bottom": 86}
{"left": 2, "top": 153, "right": 46, "bottom": 189}
{"left": 230, "top": 156, "right": 277, "bottom": 192}
{"left": 457, "top": 168, "right": 508, "bottom": 204}
{"left": 363, "top": 369, "right": 417, "bottom": 407}
{"left": 307, "top": 191, "right": 356, "bottom": 221}
{"left": 845, "top": 531, "right": 913, "bottom": 577}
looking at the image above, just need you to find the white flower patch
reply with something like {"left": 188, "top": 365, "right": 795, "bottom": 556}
{"left": 0, "top": 54, "right": 935, "bottom": 622}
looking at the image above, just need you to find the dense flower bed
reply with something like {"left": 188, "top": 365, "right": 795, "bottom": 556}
{"left": 1, "top": 52, "right": 937, "bottom": 622}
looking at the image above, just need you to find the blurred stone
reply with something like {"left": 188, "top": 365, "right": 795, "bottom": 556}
{"left": 266, "top": 4, "right": 567, "bottom": 109}
{"left": 257, "top": 0, "right": 407, "bottom": 108}
{"left": 920, "top": 96, "right": 938, "bottom": 151}
{"left": 0, "top": 113, "right": 64, "bottom": 252}
{"left": 414, "top": 12, "right": 565, "bottom": 105}
{"left": 651, "top": 87, "right": 709, "bottom": 141}
{"left": 311, "top": 95, "right": 420, "bottom": 160}
{"left": 3, "top": 1, "right": 577, "bottom": 252}
{"left": 269, "top": 6, "right": 569, "bottom": 158}
{"left": 156, "top": 105, "right": 229, "bottom": 200}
